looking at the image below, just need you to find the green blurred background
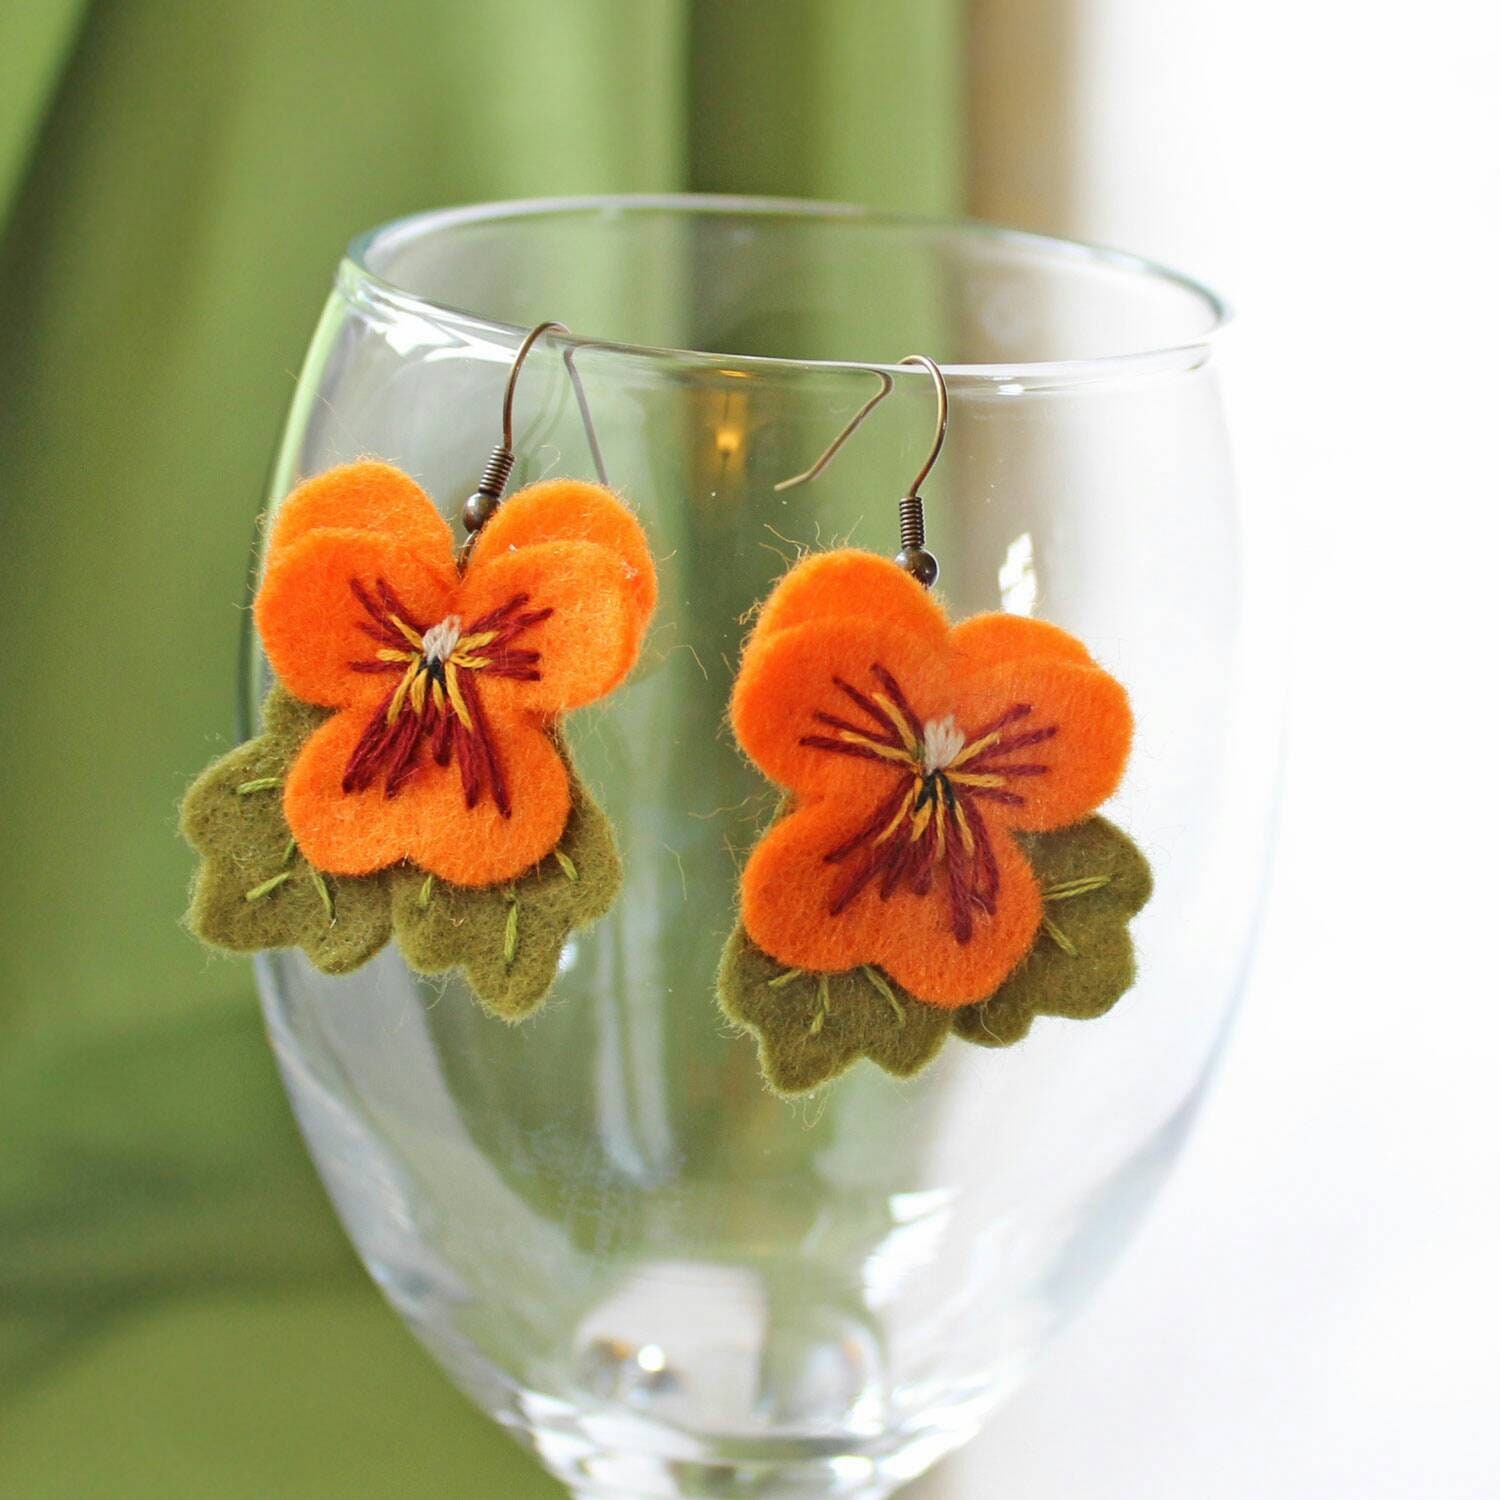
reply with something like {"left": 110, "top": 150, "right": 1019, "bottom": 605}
{"left": 0, "top": 3, "right": 965, "bottom": 1494}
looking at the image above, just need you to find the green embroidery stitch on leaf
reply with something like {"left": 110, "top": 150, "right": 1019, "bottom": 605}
{"left": 179, "top": 687, "right": 392, "bottom": 974}
{"left": 244, "top": 871, "right": 293, "bottom": 901}
{"left": 388, "top": 771, "right": 621, "bottom": 1021}
{"left": 719, "top": 815, "right": 1152, "bottom": 1094}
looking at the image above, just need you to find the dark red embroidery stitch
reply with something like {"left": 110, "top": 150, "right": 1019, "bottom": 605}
{"left": 798, "top": 663, "right": 1056, "bottom": 942}
{"left": 341, "top": 577, "right": 553, "bottom": 813}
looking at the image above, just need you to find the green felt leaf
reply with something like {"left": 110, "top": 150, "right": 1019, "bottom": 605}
{"left": 178, "top": 688, "right": 392, "bottom": 974}
{"left": 717, "top": 930, "right": 955, "bottom": 1094}
{"left": 181, "top": 691, "right": 621, "bottom": 1020}
{"left": 720, "top": 816, "right": 1153, "bottom": 1092}
{"left": 953, "top": 815, "right": 1154, "bottom": 1047}
{"left": 389, "top": 770, "right": 621, "bottom": 1021}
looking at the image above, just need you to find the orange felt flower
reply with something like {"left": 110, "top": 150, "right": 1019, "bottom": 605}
{"left": 731, "top": 550, "right": 1132, "bottom": 1007}
{"left": 254, "top": 462, "right": 656, "bottom": 887}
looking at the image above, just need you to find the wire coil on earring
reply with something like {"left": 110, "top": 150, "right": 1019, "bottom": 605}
{"left": 896, "top": 492, "right": 938, "bottom": 587}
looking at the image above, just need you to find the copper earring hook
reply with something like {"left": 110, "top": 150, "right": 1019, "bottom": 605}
{"left": 893, "top": 353, "right": 946, "bottom": 587}
{"left": 466, "top": 321, "right": 567, "bottom": 536}
{"left": 772, "top": 353, "right": 948, "bottom": 588}
{"left": 898, "top": 354, "right": 948, "bottom": 500}
{"left": 463, "top": 320, "right": 609, "bottom": 561}
{"left": 500, "top": 320, "right": 568, "bottom": 453}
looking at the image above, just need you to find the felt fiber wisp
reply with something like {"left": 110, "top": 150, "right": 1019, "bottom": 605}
{"left": 182, "top": 458, "right": 657, "bottom": 1019}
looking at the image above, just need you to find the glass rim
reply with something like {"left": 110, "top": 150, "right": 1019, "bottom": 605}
{"left": 344, "top": 193, "right": 1231, "bottom": 387}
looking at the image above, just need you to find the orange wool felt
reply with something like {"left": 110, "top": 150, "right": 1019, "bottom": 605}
{"left": 254, "top": 461, "right": 655, "bottom": 887}
{"left": 731, "top": 550, "right": 1133, "bottom": 1007}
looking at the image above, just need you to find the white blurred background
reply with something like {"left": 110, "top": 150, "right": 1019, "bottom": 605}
{"left": 921, "top": 3, "right": 1500, "bottom": 1494}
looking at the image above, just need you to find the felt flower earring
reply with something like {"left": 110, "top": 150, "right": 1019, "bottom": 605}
{"left": 182, "top": 323, "right": 657, "bottom": 1018}
{"left": 718, "top": 357, "right": 1152, "bottom": 1092}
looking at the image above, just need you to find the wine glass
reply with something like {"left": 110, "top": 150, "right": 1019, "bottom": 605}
{"left": 251, "top": 196, "right": 1270, "bottom": 1499}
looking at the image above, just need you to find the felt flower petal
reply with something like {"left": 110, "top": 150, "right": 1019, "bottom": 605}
{"left": 466, "top": 479, "right": 657, "bottom": 645}
{"left": 741, "top": 799, "right": 1043, "bottom": 1007}
{"left": 949, "top": 659, "right": 1133, "bottom": 833}
{"left": 948, "top": 612, "right": 1096, "bottom": 681}
{"left": 750, "top": 550, "right": 949, "bottom": 651}
{"left": 459, "top": 539, "right": 638, "bottom": 715}
{"left": 256, "top": 530, "right": 457, "bottom": 710}
{"left": 731, "top": 616, "right": 948, "bottom": 797}
{"left": 283, "top": 707, "right": 570, "bottom": 886}
{"left": 266, "top": 460, "right": 456, "bottom": 564}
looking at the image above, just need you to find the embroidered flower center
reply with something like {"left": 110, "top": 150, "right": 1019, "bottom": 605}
{"left": 342, "top": 577, "right": 554, "bottom": 814}
{"left": 921, "top": 714, "right": 965, "bottom": 773}
{"left": 799, "top": 664, "right": 1058, "bottom": 942}
{"left": 421, "top": 614, "right": 464, "bottom": 664}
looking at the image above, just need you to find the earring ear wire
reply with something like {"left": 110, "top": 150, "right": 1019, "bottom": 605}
{"left": 561, "top": 342, "right": 609, "bottom": 489}
{"left": 462, "top": 321, "right": 609, "bottom": 564}
{"left": 773, "top": 370, "right": 893, "bottom": 493}
{"left": 773, "top": 354, "right": 949, "bottom": 588}
{"left": 892, "top": 354, "right": 947, "bottom": 588}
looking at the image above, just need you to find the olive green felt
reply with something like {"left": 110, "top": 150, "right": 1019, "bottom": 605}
{"left": 181, "top": 688, "right": 620, "bottom": 1016}
{"left": 180, "top": 689, "right": 392, "bottom": 974}
{"left": 953, "top": 815, "right": 1153, "bottom": 1047}
{"left": 718, "top": 816, "right": 1152, "bottom": 1094}
{"left": 388, "top": 777, "right": 621, "bottom": 1022}
{"left": 717, "top": 929, "right": 953, "bottom": 1093}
